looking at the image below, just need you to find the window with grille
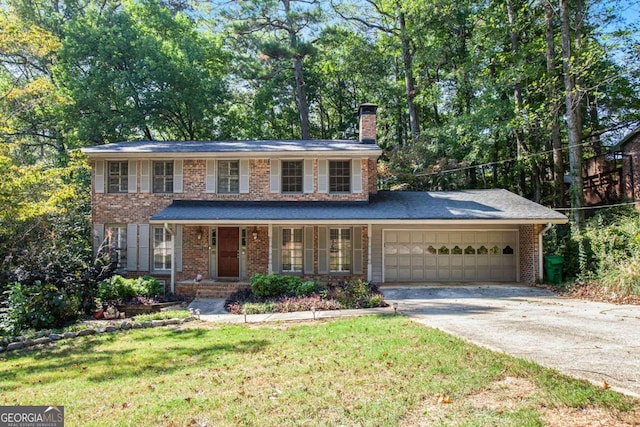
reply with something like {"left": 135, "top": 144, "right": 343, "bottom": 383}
{"left": 106, "top": 225, "right": 127, "bottom": 270}
{"left": 153, "top": 161, "right": 174, "bottom": 193}
{"left": 330, "top": 228, "right": 351, "bottom": 272}
{"left": 329, "top": 160, "right": 351, "bottom": 193}
{"left": 107, "top": 161, "right": 128, "bottom": 193}
{"left": 281, "top": 160, "right": 303, "bottom": 193}
{"left": 282, "top": 228, "right": 303, "bottom": 272}
{"left": 153, "top": 226, "right": 172, "bottom": 271}
{"left": 217, "top": 160, "right": 240, "bottom": 194}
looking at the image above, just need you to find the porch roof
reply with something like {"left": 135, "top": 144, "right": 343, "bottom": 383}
{"left": 149, "top": 190, "right": 568, "bottom": 225}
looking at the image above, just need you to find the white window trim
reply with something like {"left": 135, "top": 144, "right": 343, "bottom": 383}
{"left": 330, "top": 227, "right": 351, "bottom": 273}
{"left": 282, "top": 227, "right": 304, "bottom": 273}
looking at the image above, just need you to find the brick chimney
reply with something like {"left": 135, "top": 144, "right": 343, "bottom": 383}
{"left": 358, "top": 103, "right": 378, "bottom": 144}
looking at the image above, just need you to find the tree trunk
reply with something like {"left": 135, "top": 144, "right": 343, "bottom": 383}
{"left": 545, "top": 1, "right": 565, "bottom": 207}
{"left": 506, "top": 0, "right": 528, "bottom": 196}
{"left": 283, "top": 0, "right": 311, "bottom": 140}
{"left": 396, "top": 4, "right": 420, "bottom": 141}
{"left": 560, "top": 0, "right": 584, "bottom": 225}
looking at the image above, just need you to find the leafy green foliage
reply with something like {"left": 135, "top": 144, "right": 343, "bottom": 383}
{"left": 98, "top": 275, "right": 163, "bottom": 302}
{"left": 328, "top": 279, "right": 385, "bottom": 309}
{"left": 545, "top": 207, "right": 640, "bottom": 296}
{"left": 249, "top": 273, "right": 318, "bottom": 298}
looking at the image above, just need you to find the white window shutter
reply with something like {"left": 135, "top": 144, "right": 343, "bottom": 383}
{"left": 271, "top": 226, "right": 281, "bottom": 273}
{"left": 175, "top": 225, "right": 183, "bottom": 272}
{"left": 318, "top": 226, "right": 329, "bottom": 274}
{"left": 318, "top": 160, "right": 328, "bottom": 193}
{"left": 206, "top": 160, "right": 217, "bottom": 193}
{"left": 127, "top": 224, "right": 138, "bottom": 271}
{"left": 303, "top": 159, "right": 313, "bottom": 193}
{"left": 239, "top": 159, "right": 249, "bottom": 193}
{"left": 95, "top": 161, "right": 105, "bottom": 194}
{"left": 351, "top": 159, "right": 362, "bottom": 193}
{"left": 138, "top": 224, "right": 150, "bottom": 272}
{"left": 128, "top": 160, "right": 137, "bottom": 193}
{"left": 174, "top": 160, "right": 183, "bottom": 193}
{"left": 304, "top": 226, "right": 314, "bottom": 274}
{"left": 93, "top": 223, "right": 104, "bottom": 256}
{"left": 270, "top": 159, "right": 281, "bottom": 193}
{"left": 352, "top": 226, "right": 363, "bottom": 274}
{"left": 140, "top": 160, "right": 150, "bottom": 193}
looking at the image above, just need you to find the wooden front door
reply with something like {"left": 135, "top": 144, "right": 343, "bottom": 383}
{"left": 218, "top": 227, "right": 239, "bottom": 277}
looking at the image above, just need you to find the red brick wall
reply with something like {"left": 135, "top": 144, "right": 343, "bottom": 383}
{"left": 518, "top": 224, "right": 538, "bottom": 284}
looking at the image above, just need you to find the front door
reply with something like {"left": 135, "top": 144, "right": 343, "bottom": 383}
{"left": 218, "top": 227, "right": 239, "bottom": 277}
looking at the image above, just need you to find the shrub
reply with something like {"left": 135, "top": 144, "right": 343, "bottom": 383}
{"left": 330, "top": 279, "right": 386, "bottom": 309}
{"left": 295, "top": 280, "right": 321, "bottom": 296}
{"left": 545, "top": 207, "right": 640, "bottom": 296}
{"left": 98, "top": 275, "right": 163, "bottom": 302}
{"left": 1, "top": 281, "right": 80, "bottom": 335}
{"left": 600, "top": 256, "right": 640, "bottom": 296}
{"left": 250, "top": 273, "right": 310, "bottom": 298}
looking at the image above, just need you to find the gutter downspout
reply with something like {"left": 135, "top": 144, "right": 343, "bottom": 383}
{"left": 538, "top": 223, "right": 553, "bottom": 283}
{"left": 164, "top": 223, "right": 175, "bottom": 295}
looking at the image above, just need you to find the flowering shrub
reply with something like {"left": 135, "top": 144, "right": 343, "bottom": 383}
{"left": 225, "top": 277, "right": 386, "bottom": 314}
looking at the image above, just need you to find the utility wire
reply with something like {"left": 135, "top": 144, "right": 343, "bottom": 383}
{"left": 552, "top": 200, "right": 640, "bottom": 211}
{"left": 388, "top": 139, "right": 602, "bottom": 178}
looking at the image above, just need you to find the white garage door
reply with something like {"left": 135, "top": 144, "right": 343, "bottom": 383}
{"left": 384, "top": 230, "right": 518, "bottom": 282}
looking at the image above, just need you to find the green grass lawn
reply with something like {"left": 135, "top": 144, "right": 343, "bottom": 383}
{"left": 1, "top": 315, "right": 637, "bottom": 426}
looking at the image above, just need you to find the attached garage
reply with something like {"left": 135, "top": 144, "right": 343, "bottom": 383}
{"left": 383, "top": 230, "right": 518, "bottom": 282}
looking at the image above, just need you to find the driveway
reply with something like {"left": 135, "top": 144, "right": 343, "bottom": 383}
{"left": 382, "top": 285, "right": 640, "bottom": 398}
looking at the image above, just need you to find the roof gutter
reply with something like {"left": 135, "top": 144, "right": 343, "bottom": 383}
{"left": 538, "top": 223, "right": 553, "bottom": 283}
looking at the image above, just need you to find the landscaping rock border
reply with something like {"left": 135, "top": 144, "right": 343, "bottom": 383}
{"left": 0, "top": 316, "right": 198, "bottom": 353}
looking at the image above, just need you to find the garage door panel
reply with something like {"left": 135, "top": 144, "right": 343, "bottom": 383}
{"left": 384, "top": 229, "right": 518, "bottom": 282}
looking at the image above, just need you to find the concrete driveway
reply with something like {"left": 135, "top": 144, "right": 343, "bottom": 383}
{"left": 382, "top": 285, "right": 640, "bottom": 398}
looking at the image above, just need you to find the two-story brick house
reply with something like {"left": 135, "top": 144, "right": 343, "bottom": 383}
{"left": 82, "top": 104, "right": 567, "bottom": 296}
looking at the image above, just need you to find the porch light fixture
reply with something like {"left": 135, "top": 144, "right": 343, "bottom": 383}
{"left": 196, "top": 227, "right": 203, "bottom": 240}
{"left": 251, "top": 227, "right": 258, "bottom": 240}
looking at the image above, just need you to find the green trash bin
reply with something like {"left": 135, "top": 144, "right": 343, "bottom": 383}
{"left": 544, "top": 254, "right": 564, "bottom": 284}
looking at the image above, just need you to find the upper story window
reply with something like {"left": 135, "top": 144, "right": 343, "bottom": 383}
{"left": 281, "top": 160, "right": 303, "bottom": 193}
{"left": 218, "top": 160, "right": 240, "bottom": 194}
{"left": 329, "top": 160, "right": 351, "bottom": 193}
{"left": 106, "top": 225, "right": 127, "bottom": 270}
{"left": 153, "top": 161, "right": 174, "bottom": 193}
{"left": 107, "top": 161, "right": 128, "bottom": 193}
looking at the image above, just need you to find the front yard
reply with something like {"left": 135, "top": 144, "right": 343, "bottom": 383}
{"left": 1, "top": 316, "right": 637, "bottom": 426}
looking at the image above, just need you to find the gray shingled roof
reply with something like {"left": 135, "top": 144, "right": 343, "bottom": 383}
{"left": 150, "top": 190, "right": 568, "bottom": 224}
{"left": 81, "top": 139, "right": 382, "bottom": 155}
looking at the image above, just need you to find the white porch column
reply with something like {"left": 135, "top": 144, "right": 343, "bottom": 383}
{"left": 164, "top": 223, "right": 175, "bottom": 295}
{"left": 268, "top": 223, "right": 273, "bottom": 273}
{"left": 367, "top": 223, "right": 373, "bottom": 282}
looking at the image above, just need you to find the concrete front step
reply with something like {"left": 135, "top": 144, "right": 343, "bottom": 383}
{"left": 176, "top": 281, "right": 250, "bottom": 299}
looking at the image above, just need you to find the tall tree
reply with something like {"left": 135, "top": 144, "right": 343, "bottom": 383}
{"left": 560, "top": 0, "right": 584, "bottom": 224}
{"left": 222, "top": 0, "right": 322, "bottom": 140}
